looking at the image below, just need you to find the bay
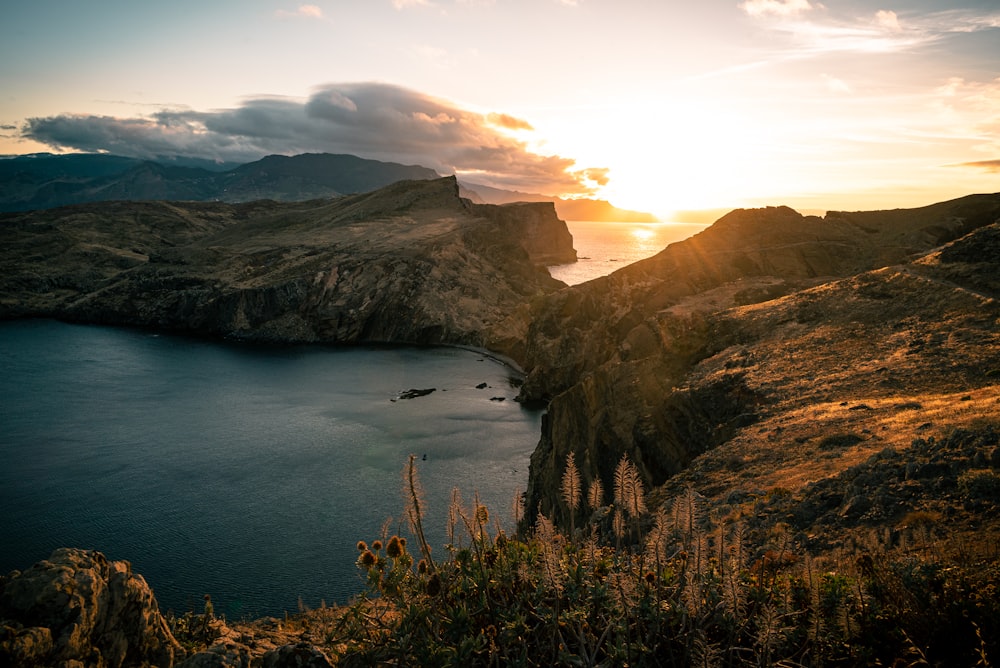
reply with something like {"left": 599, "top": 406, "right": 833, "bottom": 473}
{"left": 0, "top": 219, "right": 707, "bottom": 620}
{"left": 0, "top": 320, "right": 541, "bottom": 619}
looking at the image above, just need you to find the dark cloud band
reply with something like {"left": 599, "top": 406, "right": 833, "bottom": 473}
{"left": 22, "top": 82, "right": 603, "bottom": 197}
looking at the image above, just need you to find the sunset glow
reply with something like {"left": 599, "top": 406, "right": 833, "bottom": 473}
{"left": 2, "top": 1, "right": 998, "bottom": 218}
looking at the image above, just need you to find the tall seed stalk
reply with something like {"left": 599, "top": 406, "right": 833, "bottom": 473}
{"left": 403, "top": 454, "right": 435, "bottom": 572}
{"left": 561, "top": 452, "right": 582, "bottom": 536}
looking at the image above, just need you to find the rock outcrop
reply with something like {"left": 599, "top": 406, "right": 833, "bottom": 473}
{"left": 0, "top": 176, "right": 573, "bottom": 347}
{"left": 0, "top": 547, "right": 182, "bottom": 667}
{"left": 521, "top": 194, "right": 1000, "bottom": 525}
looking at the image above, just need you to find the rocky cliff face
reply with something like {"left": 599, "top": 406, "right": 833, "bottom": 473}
{"left": 0, "top": 176, "right": 572, "bottom": 347}
{"left": 0, "top": 549, "right": 352, "bottom": 667}
{"left": 0, "top": 548, "right": 182, "bottom": 667}
{"left": 521, "top": 194, "right": 1000, "bottom": 526}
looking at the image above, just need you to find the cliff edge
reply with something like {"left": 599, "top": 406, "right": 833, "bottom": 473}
{"left": 520, "top": 194, "right": 1000, "bottom": 533}
{"left": 0, "top": 176, "right": 574, "bottom": 347}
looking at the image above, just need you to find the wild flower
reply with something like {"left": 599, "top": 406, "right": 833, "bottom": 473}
{"left": 386, "top": 535, "right": 403, "bottom": 559}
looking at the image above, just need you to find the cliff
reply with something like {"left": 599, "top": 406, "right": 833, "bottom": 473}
{"left": 0, "top": 548, "right": 344, "bottom": 667}
{"left": 0, "top": 176, "right": 573, "bottom": 347}
{"left": 520, "top": 194, "right": 1000, "bottom": 528}
{"left": 459, "top": 180, "right": 658, "bottom": 222}
{"left": 0, "top": 548, "right": 182, "bottom": 667}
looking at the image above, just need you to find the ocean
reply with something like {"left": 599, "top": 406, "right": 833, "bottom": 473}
{"left": 0, "top": 220, "right": 704, "bottom": 618}
{"left": 549, "top": 220, "right": 708, "bottom": 285}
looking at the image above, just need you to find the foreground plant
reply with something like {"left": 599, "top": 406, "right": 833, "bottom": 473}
{"left": 330, "top": 454, "right": 999, "bottom": 667}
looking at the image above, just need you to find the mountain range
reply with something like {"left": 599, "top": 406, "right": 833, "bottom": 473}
{"left": 0, "top": 152, "right": 656, "bottom": 222}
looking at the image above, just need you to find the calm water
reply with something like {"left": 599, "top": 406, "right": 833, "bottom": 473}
{"left": 549, "top": 220, "right": 708, "bottom": 285}
{"left": 0, "top": 220, "right": 704, "bottom": 619}
{"left": 0, "top": 320, "right": 542, "bottom": 618}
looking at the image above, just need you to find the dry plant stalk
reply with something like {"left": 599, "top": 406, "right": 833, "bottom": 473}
{"left": 403, "top": 454, "right": 435, "bottom": 572}
{"left": 561, "top": 452, "right": 582, "bottom": 535}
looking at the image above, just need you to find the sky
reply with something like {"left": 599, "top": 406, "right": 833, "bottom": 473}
{"left": 2, "top": 0, "right": 999, "bottom": 219}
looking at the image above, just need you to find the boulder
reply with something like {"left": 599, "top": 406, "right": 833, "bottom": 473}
{"left": 0, "top": 547, "right": 182, "bottom": 667}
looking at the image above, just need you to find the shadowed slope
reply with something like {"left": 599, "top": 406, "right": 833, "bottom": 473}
{"left": 522, "top": 195, "right": 1000, "bottom": 528}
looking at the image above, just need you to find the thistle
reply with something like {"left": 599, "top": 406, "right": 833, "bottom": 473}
{"left": 386, "top": 535, "right": 403, "bottom": 559}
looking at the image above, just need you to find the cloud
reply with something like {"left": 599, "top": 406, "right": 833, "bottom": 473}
{"left": 953, "top": 159, "right": 1000, "bottom": 172}
{"left": 739, "top": 0, "right": 812, "bottom": 18}
{"left": 743, "top": 6, "right": 1000, "bottom": 57}
{"left": 487, "top": 113, "right": 533, "bottom": 131}
{"left": 21, "top": 82, "right": 605, "bottom": 197}
{"left": 822, "top": 73, "right": 851, "bottom": 94}
{"left": 874, "top": 9, "right": 901, "bottom": 32}
{"left": 276, "top": 4, "right": 326, "bottom": 19}
{"left": 931, "top": 76, "right": 1000, "bottom": 156}
{"left": 392, "top": 0, "right": 434, "bottom": 9}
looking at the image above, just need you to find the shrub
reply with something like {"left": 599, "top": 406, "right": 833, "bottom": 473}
{"left": 958, "top": 469, "right": 1000, "bottom": 502}
{"left": 331, "top": 454, "right": 1000, "bottom": 667}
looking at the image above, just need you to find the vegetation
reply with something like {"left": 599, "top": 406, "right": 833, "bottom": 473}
{"left": 317, "top": 454, "right": 1000, "bottom": 667}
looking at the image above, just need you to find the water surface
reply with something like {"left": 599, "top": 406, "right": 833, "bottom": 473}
{"left": 1, "top": 320, "right": 541, "bottom": 618}
{"left": 549, "top": 220, "right": 708, "bottom": 285}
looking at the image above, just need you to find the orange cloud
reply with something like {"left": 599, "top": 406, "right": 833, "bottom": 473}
{"left": 953, "top": 160, "right": 1000, "bottom": 173}
{"left": 487, "top": 113, "right": 534, "bottom": 131}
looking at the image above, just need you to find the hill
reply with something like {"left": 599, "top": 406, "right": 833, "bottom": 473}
{"left": 514, "top": 195, "right": 1000, "bottom": 553}
{"left": 0, "top": 152, "right": 658, "bottom": 222}
{"left": 0, "top": 152, "right": 439, "bottom": 212}
{"left": 0, "top": 176, "right": 572, "bottom": 345}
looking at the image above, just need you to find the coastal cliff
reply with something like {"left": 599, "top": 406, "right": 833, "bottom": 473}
{"left": 3, "top": 183, "right": 1000, "bottom": 664}
{"left": 0, "top": 176, "right": 573, "bottom": 347}
{"left": 520, "top": 194, "right": 1000, "bottom": 528}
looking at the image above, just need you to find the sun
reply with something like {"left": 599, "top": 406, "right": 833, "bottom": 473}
{"left": 533, "top": 95, "right": 783, "bottom": 218}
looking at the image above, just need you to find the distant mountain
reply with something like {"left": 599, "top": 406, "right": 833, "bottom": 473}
{"left": 0, "top": 153, "right": 439, "bottom": 212}
{"left": 459, "top": 181, "right": 657, "bottom": 222}
{"left": 215, "top": 154, "right": 440, "bottom": 202}
{"left": 0, "top": 152, "right": 657, "bottom": 221}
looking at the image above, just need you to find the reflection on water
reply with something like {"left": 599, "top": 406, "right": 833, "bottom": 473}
{"left": 549, "top": 221, "right": 709, "bottom": 285}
